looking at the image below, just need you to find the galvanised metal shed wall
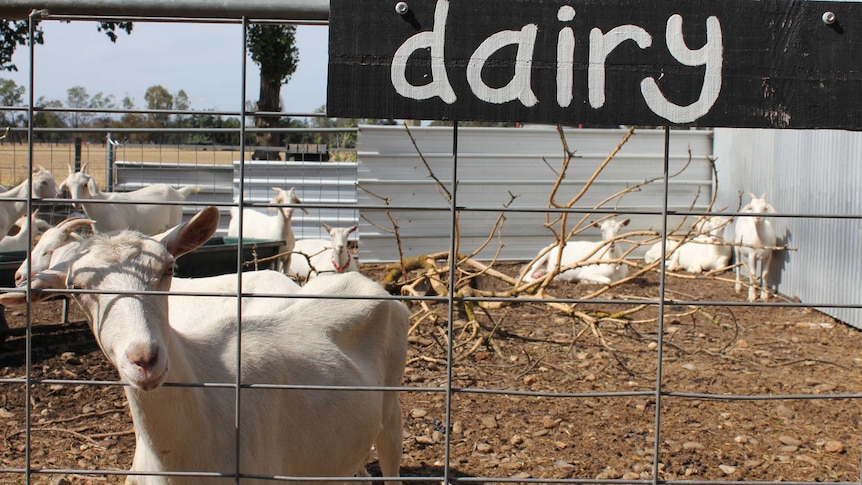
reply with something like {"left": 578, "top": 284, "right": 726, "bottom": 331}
{"left": 357, "top": 125, "right": 715, "bottom": 263}
{"left": 713, "top": 128, "right": 862, "bottom": 328}
{"left": 113, "top": 160, "right": 358, "bottom": 240}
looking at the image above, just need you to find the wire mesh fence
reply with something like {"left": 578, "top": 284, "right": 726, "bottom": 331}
{"left": 0, "top": 5, "right": 859, "bottom": 485}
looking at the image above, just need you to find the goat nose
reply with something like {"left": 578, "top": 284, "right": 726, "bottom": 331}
{"left": 126, "top": 342, "right": 159, "bottom": 371}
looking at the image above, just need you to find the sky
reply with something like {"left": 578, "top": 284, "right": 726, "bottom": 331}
{"left": 2, "top": 20, "right": 330, "bottom": 115}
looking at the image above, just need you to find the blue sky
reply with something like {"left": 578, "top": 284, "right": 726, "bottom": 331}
{"left": 2, "top": 20, "right": 330, "bottom": 114}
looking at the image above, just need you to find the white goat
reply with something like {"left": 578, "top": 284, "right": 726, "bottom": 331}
{"left": 2, "top": 206, "right": 407, "bottom": 485}
{"left": 0, "top": 165, "right": 58, "bottom": 238}
{"left": 228, "top": 187, "right": 307, "bottom": 273}
{"left": 0, "top": 210, "right": 52, "bottom": 253}
{"left": 16, "top": 217, "right": 302, "bottom": 318}
{"left": 644, "top": 216, "right": 732, "bottom": 274}
{"left": 58, "top": 162, "right": 200, "bottom": 235}
{"left": 14, "top": 217, "right": 95, "bottom": 286}
{"left": 288, "top": 223, "right": 358, "bottom": 282}
{"left": 523, "top": 218, "right": 631, "bottom": 285}
{"left": 734, "top": 192, "right": 777, "bottom": 301}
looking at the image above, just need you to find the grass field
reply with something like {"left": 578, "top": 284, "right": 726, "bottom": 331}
{"left": 0, "top": 142, "right": 251, "bottom": 188}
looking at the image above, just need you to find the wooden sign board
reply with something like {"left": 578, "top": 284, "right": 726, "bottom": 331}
{"left": 327, "top": 0, "right": 862, "bottom": 129}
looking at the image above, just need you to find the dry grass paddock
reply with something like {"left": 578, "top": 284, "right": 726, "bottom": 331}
{"left": 0, "top": 142, "right": 249, "bottom": 188}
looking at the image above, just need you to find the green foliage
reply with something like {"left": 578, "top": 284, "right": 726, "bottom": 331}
{"left": 246, "top": 24, "right": 299, "bottom": 86}
{"left": 0, "top": 20, "right": 44, "bottom": 72}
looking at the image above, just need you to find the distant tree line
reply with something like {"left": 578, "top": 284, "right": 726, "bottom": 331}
{"left": 0, "top": 78, "right": 396, "bottom": 149}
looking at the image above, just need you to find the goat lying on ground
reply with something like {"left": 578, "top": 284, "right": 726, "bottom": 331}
{"left": 734, "top": 192, "right": 777, "bottom": 301}
{"left": 523, "top": 218, "right": 631, "bottom": 285}
{"left": 644, "top": 216, "right": 732, "bottom": 274}
{"left": 228, "top": 187, "right": 308, "bottom": 273}
{"left": 288, "top": 223, "right": 358, "bottom": 282}
{"left": 0, "top": 165, "right": 57, "bottom": 238}
{"left": 2, "top": 206, "right": 408, "bottom": 485}
{"left": 58, "top": 162, "right": 200, "bottom": 235}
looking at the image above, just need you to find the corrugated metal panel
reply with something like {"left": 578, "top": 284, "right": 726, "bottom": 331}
{"left": 714, "top": 128, "right": 862, "bottom": 328}
{"left": 358, "top": 125, "right": 715, "bottom": 263}
{"left": 112, "top": 160, "right": 360, "bottom": 240}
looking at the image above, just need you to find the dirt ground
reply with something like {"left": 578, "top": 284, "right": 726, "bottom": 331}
{"left": 1, "top": 262, "right": 860, "bottom": 484}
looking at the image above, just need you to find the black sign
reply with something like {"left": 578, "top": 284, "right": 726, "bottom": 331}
{"left": 327, "top": 0, "right": 862, "bottom": 129}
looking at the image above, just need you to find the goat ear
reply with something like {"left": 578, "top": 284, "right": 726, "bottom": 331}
{"left": 348, "top": 225, "right": 358, "bottom": 234}
{"left": 290, "top": 190, "right": 310, "bottom": 215}
{"left": 620, "top": 218, "right": 630, "bottom": 227}
{"left": 321, "top": 222, "right": 333, "bottom": 233}
{"left": 86, "top": 177, "right": 99, "bottom": 197}
{"left": 160, "top": 206, "right": 219, "bottom": 258}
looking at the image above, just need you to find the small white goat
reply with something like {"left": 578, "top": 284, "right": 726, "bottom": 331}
{"left": 288, "top": 223, "right": 358, "bottom": 282}
{"left": 228, "top": 187, "right": 307, "bottom": 273}
{"left": 0, "top": 210, "right": 52, "bottom": 253}
{"left": 0, "top": 165, "right": 58, "bottom": 238}
{"left": 644, "top": 216, "right": 732, "bottom": 274}
{"left": 2, "top": 206, "right": 407, "bottom": 484}
{"left": 14, "top": 217, "right": 95, "bottom": 286}
{"left": 58, "top": 162, "right": 200, "bottom": 235}
{"left": 523, "top": 218, "right": 630, "bottom": 285}
{"left": 734, "top": 192, "right": 777, "bottom": 301}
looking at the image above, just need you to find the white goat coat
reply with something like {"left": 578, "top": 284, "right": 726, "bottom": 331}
{"left": 644, "top": 217, "right": 732, "bottom": 273}
{"left": 134, "top": 272, "right": 407, "bottom": 484}
{"left": 0, "top": 167, "right": 57, "bottom": 238}
{"left": 227, "top": 188, "right": 303, "bottom": 273}
{"left": 3, "top": 210, "right": 407, "bottom": 484}
{"left": 288, "top": 225, "right": 358, "bottom": 282}
{"left": 65, "top": 181, "right": 198, "bottom": 235}
{"left": 734, "top": 194, "right": 777, "bottom": 301}
{"left": 523, "top": 218, "right": 630, "bottom": 285}
{"left": 168, "top": 270, "right": 301, "bottom": 320}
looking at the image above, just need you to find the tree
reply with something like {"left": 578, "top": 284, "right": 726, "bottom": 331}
{"left": 246, "top": 24, "right": 299, "bottom": 161}
{"left": 174, "top": 89, "right": 191, "bottom": 128}
{"left": 88, "top": 91, "right": 117, "bottom": 128}
{"left": 66, "top": 85, "right": 90, "bottom": 128}
{"left": 0, "top": 78, "right": 25, "bottom": 127}
{"left": 31, "top": 96, "right": 66, "bottom": 143}
{"left": 0, "top": 20, "right": 129, "bottom": 72}
{"left": 144, "top": 85, "right": 174, "bottom": 143}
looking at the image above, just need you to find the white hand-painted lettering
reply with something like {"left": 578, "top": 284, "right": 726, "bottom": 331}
{"left": 589, "top": 25, "right": 652, "bottom": 109}
{"left": 556, "top": 6, "right": 576, "bottom": 108}
{"left": 388, "top": 0, "right": 723, "bottom": 124}
{"left": 390, "top": 0, "right": 456, "bottom": 103}
{"left": 640, "top": 15, "right": 722, "bottom": 123}
{"left": 467, "top": 25, "right": 539, "bottom": 107}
